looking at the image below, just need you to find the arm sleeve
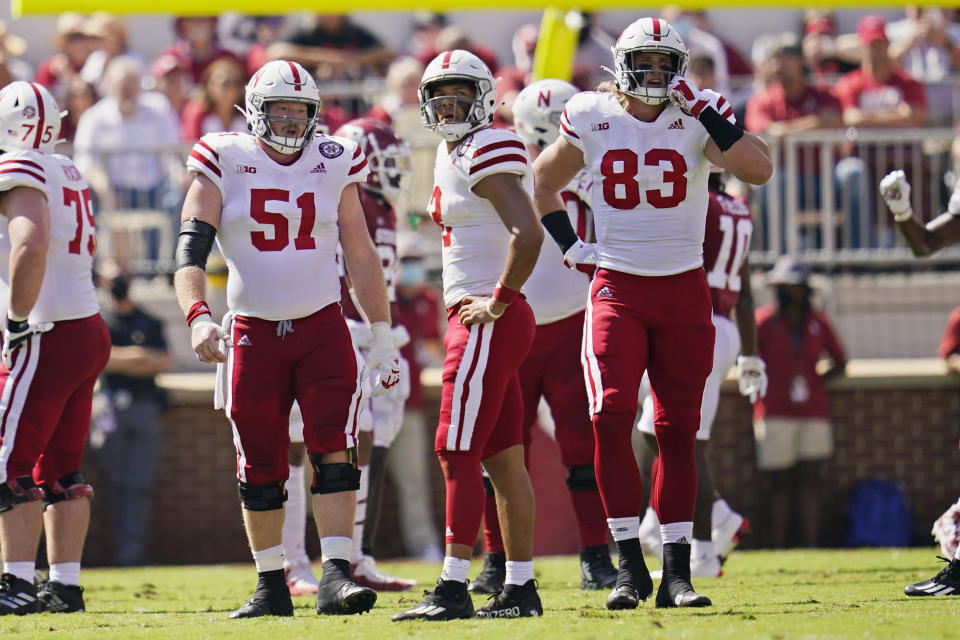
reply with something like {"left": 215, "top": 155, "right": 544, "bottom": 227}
{"left": 185, "top": 134, "right": 226, "bottom": 200}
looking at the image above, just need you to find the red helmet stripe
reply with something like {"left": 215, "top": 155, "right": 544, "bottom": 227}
{"left": 651, "top": 18, "right": 663, "bottom": 42}
{"left": 27, "top": 83, "right": 45, "bottom": 149}
{"left": 287, "top": 61, "right": 302, "bottom": 91}
{"left": 441, "top": 50, "right": 454, "bottom": 70}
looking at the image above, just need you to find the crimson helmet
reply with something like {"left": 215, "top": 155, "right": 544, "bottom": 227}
{"left": 334, "top": 118, "right": 411, "bottom": 204}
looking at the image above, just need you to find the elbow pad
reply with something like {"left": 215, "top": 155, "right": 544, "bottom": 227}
{"left": 175, "top": 218, "right": 217, "bottom": 271}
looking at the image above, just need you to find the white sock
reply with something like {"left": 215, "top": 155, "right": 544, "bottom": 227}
{"left": 49, "top": 562, "right": 81, "bottom": 586}
{"left": 3, "top": 561, "right": 35, "bottom": 583}
{"left": 712, "top": 498, "right": 733, "bottom": 526}
{"left": 505, "top": 560, "right": 534, "bottom": 586}
{"left": 691, "top": 539, "right": 715, "bottom": 562}
{"left": 352, "top": 464, "right": 370, "bottom": 562}
{"left": 321, "top": 536, "right": 353, "bottom": 563}
{"left": 660, "top": 521, "right": 694, "bottom": 545}
{"left": 607, "top": 516, "right": 640, "bottom": 542}
{"left": 282, "top": 464, "right": 308, "bottom": 569}
{"left": 251, "top": 544, "right": 284, "bottom": 573}
{"left": 440, "top": 556, "right": 470, "bottom": 583}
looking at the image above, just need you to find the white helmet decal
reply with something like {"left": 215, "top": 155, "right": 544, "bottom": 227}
{"left": 612, "top": 17, "right": 689, "bottom": 105}
{"left": 512, "top": 79, "right": 579, "bottom": 149}
{"left": 418, "top": 49, "right": 498, "bottom": 142}
{"left": 243, "top": 60, "right": 321, "bottom": 154}
{"left": 0, "top": 82, "right": 62, "bottom": 153}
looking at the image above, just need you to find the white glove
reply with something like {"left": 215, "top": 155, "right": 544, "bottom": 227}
{"left": 668, "top": 75, "right": 723, "bottom": 119}
{"left": 736, "top": 355, "right": 768, "bottom": 404}
{"left": 366, "top": 322, "right": 401, "bottom": 397}
{"left": 563, "top": 239, "right": 598, "bottom": 276}
{"left": 879, "top": 170, "right": 913, "bottom": 222}
{"left": 391, "top": 324, "right": 411, "bottom": 349}
{"left": 346, "top": 318, "right": 373, "bottom": 350}
{"left": 190, "top": 316, "right": 229, "bottom": 363}
{"left": 2, "top": 313, "right": 53, "bottom": 369}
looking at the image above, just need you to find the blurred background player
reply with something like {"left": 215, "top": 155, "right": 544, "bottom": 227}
{"left": 0, "top": 82, "right": 111, "bottom": 615}
{"left": 634, "top": 166, "right": 764, "bottom": 577}
{"left": 880, "top": 169, "right": 960, "bottom": 596}
{"left": 393, "top": 49, "right": 543, "bottom": 621}
{"left": 470, "top": 79, "right": 616, "bottom": 595}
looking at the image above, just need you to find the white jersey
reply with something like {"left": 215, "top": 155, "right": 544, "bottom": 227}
{"left": 523, "top": 168, "right": 593, "bottom": 325}
{"left": 187, "top": 132, "right": 368, "bottom": 320}
{"left": 560, "top": 91, "right": 736, "bottom": 277}
{"left": 0, "top": 149, "right": 99, "bottom": 323}
{"left": 428, "top": 127, "right": 531, "bottom": 309}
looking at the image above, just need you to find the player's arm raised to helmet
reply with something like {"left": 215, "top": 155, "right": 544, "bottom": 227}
{"left": 704, "top": 129, "right": 773, "bottom": 186}
{"left": 0, "top": 187, "right": 49, "bottom": 318}
{"left": 338, "top": 183, "right": 391, "bottom": 326}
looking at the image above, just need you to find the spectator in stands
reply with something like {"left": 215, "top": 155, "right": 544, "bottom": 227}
{"left": 35, "top": 12, "right": 99, "bottom": 103}
{"left": 571, "top": 12, "right": 616, "bottom": 91}
{"left": 365, "top": 56, "right": 424, "bottom": 129}
{"left": 494, "top": 23, "right": 538, "bottom": 126}
{"left": 939, "top": 307, "right": 960, "bottom": 374}
{"left": 245, "top": 16, "right": 285, "bottom": 77}
{"left": 408, "top": 11, "right": 447, "bottom": 65}
{"left": 59, "top": 77, "right": 98, "bottom": 144}
{"left": 268, "top": 14, "right": 393, "bottom": 82}
{"left": 156, "top": 16, "right": 241, "bottom": 87}
{"left": 0, "top": 20, "right": 32, "bottom": 86}
{"left": 80, "top": 13, "right": 146, "bottom": 92}
{"left": 746, "top": 33, "right": 867, "bottom": 250}
{"left": 95, "top": 272, "right": 171, "bottom": 566}
{"left": 754, "top": 257, "right": 846, "bottom": 549}
{"left": 180, "top": 57, "right": 247, "bottom": 141}
{"left": 147, "top": 53, "right": 192, "bottom": 115}
{"left": 432, "top": 26, "right": 499, "bottom": 73}
{"left": 662, "top": 6, "right": 734, "bottom": 96}
{"left": 801, "top": 10, "right": 859, "bottom": 77}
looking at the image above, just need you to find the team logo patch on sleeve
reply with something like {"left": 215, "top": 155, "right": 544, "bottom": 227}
{"left": 319, "top": 141, "right": 344, "bottom": 158}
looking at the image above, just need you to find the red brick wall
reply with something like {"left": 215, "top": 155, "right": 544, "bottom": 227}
{"left": 79, "top": 373, "right": 960, "bottom": 566}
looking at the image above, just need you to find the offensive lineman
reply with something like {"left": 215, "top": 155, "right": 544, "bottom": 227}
{"left": 174, "top": 60, "right": 401, "bottom": 618}
{"left": 0, "top": 81, "right": 111, "bottom": 615}
{"left": 470, "top": 79, "right": 617, "bottom": 595}
{"left": 392, "top": 49, "right": 544, "bottom": 621}
{"left": 533, "top": 17, "right": 772, "bottom": 609}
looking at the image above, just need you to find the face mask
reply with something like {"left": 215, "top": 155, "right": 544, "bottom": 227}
{"left": 399, "top": 262, "right": 425, "bottom": 287}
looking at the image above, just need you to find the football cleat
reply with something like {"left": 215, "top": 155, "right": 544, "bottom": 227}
{"left": 904, "top": 557, "right": 960, "bottom": 597}
{"left": 229, "top": 571, "right": 294, "bottom": 619}
{"left": 712, "top": 512, "right": 750, "bottom": 560}
{"left": 315, "top": 560, "right": 376, "bottom": 615}
{"left": 655, "top": 543, "right": 712, "bottom": 608}
{"left": 606, "top": 541, "right": 653, "bottom": 610}
{"left": 0, "top": 573, "right": 41, "bottom": 616}
{"left": 580, "top": 545, "right": 618, "bottom": 590}
{"left": 351, "top": 554, "right": 416, "bottom": 592}
{"left": 468, "top": 551, "right": 505, "bottom": 594}
{"left": 475, "top": 579, "right": 542, "bottom": 618}
{"left": 37, "top": 580, "right": 85, "bottom": 613}
{"left": 392, "top": 578, "right": 475, "bottom": 621}
{"left": 690, "top": 551, "right": 723, "bottom": 578}
{"left": 285, "top": 563, "right": 319, "bottom": 596}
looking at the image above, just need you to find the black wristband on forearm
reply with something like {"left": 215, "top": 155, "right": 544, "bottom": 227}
{"left": 541, "top": 209, "right": 579, "bottom": 254}
{"left": 699, "top": 107, "right": 744, "bottom": 153}
{"left": 175, "top": 217, "right": 217, "bottom": 271}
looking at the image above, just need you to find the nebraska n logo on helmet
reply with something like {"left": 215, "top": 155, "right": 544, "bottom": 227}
{"left": 242, "top": 60, "right": 321, "bottom": 154}
{"left": 418, "top": 49, "right": 498, "bottom": 142}
{"left": 611, "top": 17, "right": 689, "bottom": 105}
{"left": 0, "top": 81, "right": 62, "bottom": 153}
{"left": 512, "top": 79, "right": 579, "bottom": 150}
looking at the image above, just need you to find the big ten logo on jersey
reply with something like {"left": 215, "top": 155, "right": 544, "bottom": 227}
{"left": 591, "top": 122, "right": 610, "bottom": 131}
{"left": 236, "top": 164, "right": 257, "bottom": 175}
{"left": 61, "top": 164, "right": 83, "bottom": 182}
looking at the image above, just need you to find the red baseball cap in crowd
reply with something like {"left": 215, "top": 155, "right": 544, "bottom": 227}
{"left": 857, "top": 14, "right": 888, "bottom": 44}
{"left": 805, "top": 16, "right": 834, "bottom": 36}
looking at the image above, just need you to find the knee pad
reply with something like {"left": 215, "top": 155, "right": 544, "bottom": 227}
{"left": 41, "top": 472, "right": 94, "bottom": 509}
{"left": 238, "top": 481, "right": 287, "bottom": 511}
{"left": 0, "top": 476, "right": 44, "bottom": 513}
{"left": 482, "top": 474, "right": 495, "bottom": 497}
{"left": 309, "top": 455, "right": 361, "bottom": 495}
{"left": 566, "top": 464, "right": 599, "bottom": 492}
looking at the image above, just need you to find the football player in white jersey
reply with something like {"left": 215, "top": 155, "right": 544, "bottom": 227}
{"left": 469, "top": 79, "right": 617, "bottom": 595}
{"left": 533, "top": 17, "right": 772, "bottom": 609}
{"left": 174, "top": 60, "right": 401, "bottom": 619}
{"left": 0, "top": 82, "right": 111, "bottom": 615}
{"left": 392, "top": 49, "right": 544, "bottom": 621}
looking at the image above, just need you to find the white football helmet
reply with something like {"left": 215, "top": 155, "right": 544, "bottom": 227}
{"left": 243, "top": 60, "right": 321, "bottom": 154}
{"left": 334, "top": 118, "right": 412, "bottom": 205}
{"left": 612, "top": 17, "right": 689, "bottom": 105}
{"left": 418, "top": 49, "right": 497, "bottom": 142}
{"left": 0, "top": 81, "right": 62, "bottom": 153}
{"left": 512, "top": 79, "right": 579, "bottom": 149}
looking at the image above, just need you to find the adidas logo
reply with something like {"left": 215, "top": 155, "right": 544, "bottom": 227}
{"left": 310, "top": 163, "right": 327, "bottom": 174}
{"left": 596, "top": 286, "right": 613, "bottom": 298}
{"left": 668, "top": 118, "right": 685, "bottom": 130}
{"left": 674, "top": 536, "right": 689, "bottom": 544}
{"left": 236, "top": 335, "right": 253, "bottom": 347}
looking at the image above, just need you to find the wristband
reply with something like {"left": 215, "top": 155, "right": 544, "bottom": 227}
{"left": 186, "top": 300, "right": 212, "bottom": 327}
{"left": 492, "top": 280, "right": 520, "bottom": 306}
{"left": 485, "top": 299, "right": 504, "bottom": 319}
{"left": 892, "top": 207, "right": 913, "bottom": 223}
{"left": 699, "top": 107, "right": 744, "bottom": 152}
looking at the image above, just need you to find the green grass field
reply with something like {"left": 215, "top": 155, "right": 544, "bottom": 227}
{"left": 4, "top": 548, "right": 956, "bottom": 639}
